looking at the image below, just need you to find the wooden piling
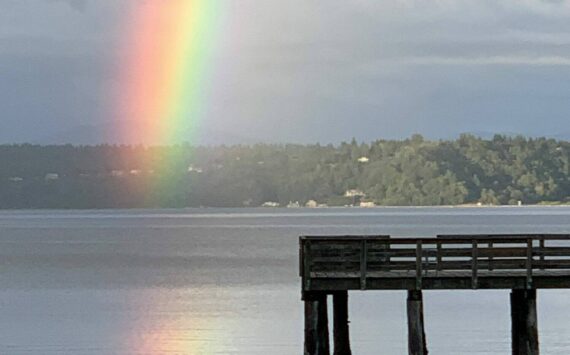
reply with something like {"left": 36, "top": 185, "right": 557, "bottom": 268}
{"left": 511, "top": 289, "right": 539, "bottom": 355}
{"left": 407, "top": 290, "right": 428, "bottom": 355}
{"left": 305, "top": 292, "right": 330, "bottom": 355}
{"left": 300, "top": 235, "right": 570, "bottom": 355}
{"left": 333, "top": 291, "right": 352, "bottom": 355}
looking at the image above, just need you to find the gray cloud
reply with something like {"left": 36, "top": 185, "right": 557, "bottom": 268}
{"left": 2, "top": 0, "right": 570, "bottom": 144}
{"left": 49, "top": 0, "right": 88, "bottom": 12}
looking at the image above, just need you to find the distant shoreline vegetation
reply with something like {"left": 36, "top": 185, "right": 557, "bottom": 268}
{"left": 0, "top": 134, "right": 569, "bottom": 209}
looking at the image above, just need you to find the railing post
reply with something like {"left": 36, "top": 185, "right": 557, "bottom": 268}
{"left": 436, "top": 240, "right": 442, "bottom": 272}
{"left": 526, "top": 239, "right": 533, "bottom": 289}
{"left": 539, "top": 237, "right": 545, "bottom": 271}
{"left": 416, "top": 241, "right": 423, "bottom": 290}
{"left": 488, "top": 242, "right": 494, "bottom": 271}
{"left": 360, "top": 240, "right": 368, "bottom": 290}
{"left": 472, "top": 240, "right": 478, "bottom": 289}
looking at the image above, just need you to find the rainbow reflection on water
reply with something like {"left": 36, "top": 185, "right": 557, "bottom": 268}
{"left": 125, "top": 288, "right": 233, "bottom": 355}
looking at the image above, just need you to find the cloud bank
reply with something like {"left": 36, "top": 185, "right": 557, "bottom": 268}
{"left": 2, "top": 0, "right": 570, "bottom": 144}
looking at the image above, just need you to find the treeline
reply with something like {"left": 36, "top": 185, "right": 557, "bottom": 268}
{"left": 0, "top": 134, "right": 568, "bottom": 208}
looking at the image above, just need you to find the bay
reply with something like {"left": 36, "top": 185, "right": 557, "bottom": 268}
{"left": 0, "top": 207, "right": 569, "bottom": 354}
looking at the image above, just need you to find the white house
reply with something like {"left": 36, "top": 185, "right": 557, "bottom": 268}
{"left": 344, "top": 189, "right": 365, "bottom": 197}
{"left": 305, "top": 200, "right": 318, "bottom": 208}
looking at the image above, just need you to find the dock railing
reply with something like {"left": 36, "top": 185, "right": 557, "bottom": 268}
{"left": 300, "top": 234, "right": 570, "bottom": 291}
{"left": 300, "top": 234, "right": 570, "bottom": 355}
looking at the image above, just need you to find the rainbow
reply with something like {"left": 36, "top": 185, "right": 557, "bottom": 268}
{"left": 117, "top": 0, "right": 224, "bottom": 145}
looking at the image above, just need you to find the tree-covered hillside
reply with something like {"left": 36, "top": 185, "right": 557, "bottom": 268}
{"left": 0, "top": 134, "right": 568, "bottom": 208}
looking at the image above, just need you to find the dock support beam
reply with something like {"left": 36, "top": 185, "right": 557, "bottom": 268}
{"left": 304, "top": 292, "right": 330, "bottom": 355}
{"left": 407, "top": 290, "right": 428, "bottom": 355}
{"left": 511, "top": 289, "right": 539, "bottom": 355}
{"left": 333, "top": 291, "right": 352, "bottom": 355}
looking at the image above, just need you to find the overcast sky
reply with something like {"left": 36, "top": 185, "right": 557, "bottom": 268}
{"left": 2, "top": 0, "right": 570, "bottom": 144}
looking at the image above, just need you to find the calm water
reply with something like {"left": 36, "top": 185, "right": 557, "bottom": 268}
{"left": 0, "top": 207, "right": 570, "bottom": 354}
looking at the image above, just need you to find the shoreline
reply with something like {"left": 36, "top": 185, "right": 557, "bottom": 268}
{"left": 0, "top": 203, "right": 570, "bottom": 213}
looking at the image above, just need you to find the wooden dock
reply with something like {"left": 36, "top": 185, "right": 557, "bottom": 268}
{"left": 300, "top": 234, "right": 570, "bottom": 355}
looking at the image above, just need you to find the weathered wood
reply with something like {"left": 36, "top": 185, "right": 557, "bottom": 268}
{"left": 472, "top": 241, "right": 478, "bottom": 289}
{"left": 534, "top": 259, "right": 570, "bottom": 268}
{"left": 333, "top": 291, "right": 351, "bottom": 355}
{"left": 526, "top": 239, "right": 533, "bottom": 289}
{"left": 539, "top": 238, "right": 545, "bottom": 270}
{"left": 438, "top": 234, "right": 570, "bottom": 241}
{"left": 441, "top": 247, "right": 527, "bottom": 258}
{"left": 301, "top": 235, "right": 391, "bottom": 241}
{"left": 436, "top": 241, "right": 442, "bottom": 271}
{"left": 488, "top": 242, "right": 494, "bottom": 271}
{"left": 309, "top": 273, "right": 570, "bottom": 291}
{"left": 300, "top": 240, "right": 305, "bottom": 277}
{"left": 305, "top": 292, "right": 330, "bottom": 355}
{"left": 304, "top": 240, "right": 312, "bottom": 291}
{"left": 360, "top": 240, "right": 367, "bottom": 290}
{"left": 511, "top": 289, "right": 539, "bottom": 355}
{"left": 536, "top": 247, "right": 570, "bottom": 256}
{"left": 416, "top": 241, "right": 422, "bottom": 290}
{"left": 407, "top": 290, "right": 428, "bottom": 355}
{"left": 298, "top": 235, "right": 568, "bottom": 354}
{"left": 301, "top": 235, "right": 570, "bottom": 292}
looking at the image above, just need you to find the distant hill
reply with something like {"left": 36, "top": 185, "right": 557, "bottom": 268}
{"left": 0, "top": 134, "right": 569, "bottom": 209}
